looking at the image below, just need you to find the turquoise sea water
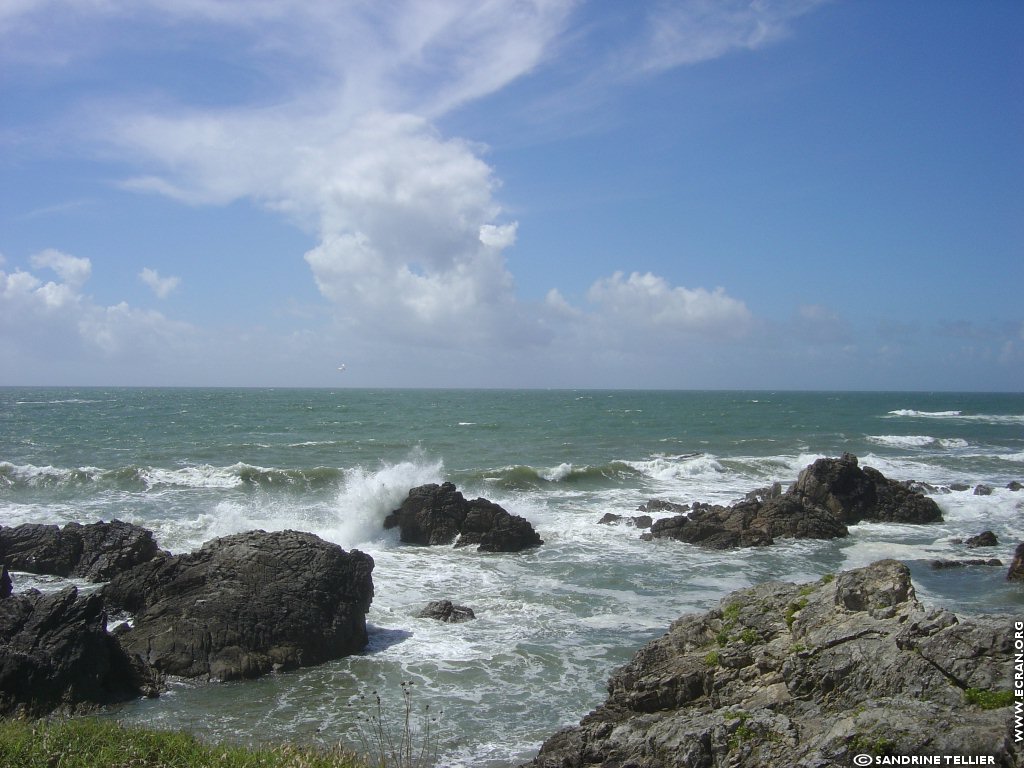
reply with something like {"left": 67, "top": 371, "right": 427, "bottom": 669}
{"left": 2, "top": 388, "right": 1023, "bottom": 765}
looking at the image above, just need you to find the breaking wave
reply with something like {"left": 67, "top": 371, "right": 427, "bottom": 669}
{"left": 470, "top": 461, "right": 641, "bottom": 490}
{"left": 0, "top": 460, "right": 345, "bottom": 492}
{"left": 887, "top": 410, "right": 1024, "bottom": 425}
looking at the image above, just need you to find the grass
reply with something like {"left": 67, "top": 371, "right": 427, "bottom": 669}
{"left": 0, "top": 680, "right": 443, "bottom": 768}
{"left": 0, "top": 717, "right": 368, "bottom": 768}
{"left": 964, "top": 688, "right": 1015, "bottom": 710}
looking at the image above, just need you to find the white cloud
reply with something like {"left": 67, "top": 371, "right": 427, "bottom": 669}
{"left": 2, "top": 0, "right": 828, "bottom": 383}
{"left": 1, "top": 252, "right": 194, "bottom": 364}
{"left": 633, "top": 0, "right": 826, "bottom": 73}
{"left": 139, "top": 267, "right": 180, "bottom": 298}
{"left": 29, "top": 248, "right": 91, "bottom": 287}
{"left": 586, "top": 271, "right": 753, "bottom": 337}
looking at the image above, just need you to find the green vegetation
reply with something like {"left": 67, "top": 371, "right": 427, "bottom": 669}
{"left": 738, "top": 628, "right": 759, "bottom": 645}
{"left": 725, "top": 712, "right": 755, "bottom": 751}
{"left": 0, "top": 718, "right": 367, "bottom": 768}
{"left": 821, "top": 573, "right": 835, "bottom": 585}
{"left": 848, "top": 733, "right": 896, "bottom": 756}
{"left": 704, "top": 650, "right": 721, "bottom": 667}
{"left": 716, "top": 600, "right": 748, "bottom": 646}
{"left": 722, "top": 602, "right": 742, "bottom": 623}
{"left": 965, "top": 688, "right": 1015, "bottom": 710}
{"left": 784, "top": 597, "right": 808, "bottom": 629}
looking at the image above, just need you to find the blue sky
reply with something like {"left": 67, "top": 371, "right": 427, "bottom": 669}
{"left": 1, "top": 1, "right": 1021, "bottom": 390}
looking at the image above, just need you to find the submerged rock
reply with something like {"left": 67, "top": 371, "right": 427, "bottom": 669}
{"left": 415, "top": 600, "right": 476, "bottom": 623}
{"left": 966, "top": 530, "right": 1000, "bottom": 548}
{"left": 0, "top": 581, "right": 158, "bottom": 717}
{"left": 0, "top": 520, "right": 166, "bottom": 581}
{"left": 645, "top": 454, "right": 942, "bottom": 550}
{"left": 525, "top": 560, "right": 1017, "bottom": 767}
{"left": 103, "top": 529, "right": 374, "bottom": 681}
{"left": 930, "top": 558, "right": 1002, "bottom": 569}
{"left": 383, "top": 482, "right": 543, "bottom": 552}
{"left": 598, "top": 513, "right": 653, "bottom": 529}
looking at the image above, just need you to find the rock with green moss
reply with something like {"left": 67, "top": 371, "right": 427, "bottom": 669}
{"left": 525, "top": 560, "right": 1017, "bottom": 767}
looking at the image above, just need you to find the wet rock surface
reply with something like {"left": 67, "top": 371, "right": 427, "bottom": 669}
{"left": 644, "top": 454, "right": 942, "bottom": 549}
{"left": 383, "top": 482, "right": 543, "bottom": 552}
{"left": 102, "top": 529, "right": 374, "bottom": 681}
{"left": 525, "top": 560, "right": 1017, "bottom": 767}
{"left": 0, "top": 577, "right": 158, "bottom": 717}
{"left": 0, "top": 520, "right": 166, "bottom": 581}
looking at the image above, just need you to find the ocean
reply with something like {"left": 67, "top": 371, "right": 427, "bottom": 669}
{"left": 1, "top": 387, "right": 1022, "bottom": 765}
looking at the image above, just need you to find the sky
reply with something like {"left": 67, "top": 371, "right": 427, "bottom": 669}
{"left": 1, "top": 0, "right": 1021, "bottom": 390}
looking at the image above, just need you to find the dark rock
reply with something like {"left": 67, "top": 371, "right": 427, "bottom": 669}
{"left": 383, "top": 482, "right": 466, "bottom": 546}
{"left": 384, "top": 482, "right": 542, "bottom": 552}
{"left": 930, "top": 558, "right": 1003, "bottom": 569}
{"left": 1008, "top": 481, "right": 1022, "bottom": 491}
{"left": 524, "top": 560, "right": 1017, "bottom": 768}
{"left": 950, "top": 482, "right": 971, "bottom": 491}
{"left": 743, "top": 481, "right": 784, "bottom": 503}
{"left": 644, "top": 455, "right": 940, "bottom": 551}
{"left": 599, "top": 513, "right": 653, "bottom": 529}
{"left": 790, "top": 454, "right": 943, "bottom": 524}
{"left": 102, "top": 529, "right": 374, "bottom": 681}
{"left": 645, "top": 496, "right": 847, "bottom": 549}
{"left": 965, "top": 530, "right": 999, "bottom": 548}
{"left": 1008, "top": 543, "right": 1024, "bottom": 582}
{"left": 0, "top": 565, "right": 11, "bottom": 599}
{"left": 459, "top": 497, "right": 544, "bottom": 552}
{"left": 0, "top": 586, "right": 158, "bottom": 717}
{"left": 638, "top": 499, "right": 690, "bottom": 514}
{"left": 415, "top": 600, "right": 476, "bottom": 623}
{"left": 0, "top": 520, "right": 165, "bottom": 581}
{"left": 974, "top": 484, "right": 994, "bottom": 496}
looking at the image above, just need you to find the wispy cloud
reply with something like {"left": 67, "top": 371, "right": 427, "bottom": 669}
{"left": 631, "top": 0, "right": 827, "bottom": 73}
{"left": 139, "top": 267, "right": 180, "bottom": 299}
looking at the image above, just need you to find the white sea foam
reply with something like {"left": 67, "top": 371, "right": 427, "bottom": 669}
{"left": 887, "top": 409, "right": 1024, "bottom": 425}
{"left": 868, "top": 435, "right": 938, "bottom": 448}
{"left": 541, "top": 463, "right": 574, "bottom": 482}
{"left": 139, "top": 464, "right": 243, "bottom": 490}
{"left": 326, "top": 455, "right": 445, "bottom": 548}
{"left": 626, "top": 454, "right": 725, "bottom": 481}
{"left": 888, "top": 409, "right": 962, "bottom": 418}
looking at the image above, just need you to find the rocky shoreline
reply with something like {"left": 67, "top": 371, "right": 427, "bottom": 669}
{"left": 523, "top": 560, "right": 1019, "bottom": 767}
{"left": 1, "top": 455, "right": 1021, "bottom": 765}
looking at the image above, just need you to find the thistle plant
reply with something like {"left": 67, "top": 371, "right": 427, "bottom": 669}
{"left": 350, "top": 681, "right": 442, "bottom": 768}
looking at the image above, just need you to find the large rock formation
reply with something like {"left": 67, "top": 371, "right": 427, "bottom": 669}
{"left": 645, "top": 454, "right": 942, "bottom": 549}
{"left": 789, "top": 453, "right": 943, "bottom": 524}
{"left": 384, "top": 482, "right": 543, "bottom": 552}
{"left": 525, "top": 560, "right": 1017, "bottom": 767}
{"left": 0, "top": 520, "right": 165, "bottom": 581}
{"left": 102, "top": 529, "right": 374, "bottom": 681}
{"left": 0, "top": 578, "right": 158, "bottom": 717}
